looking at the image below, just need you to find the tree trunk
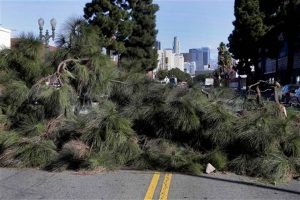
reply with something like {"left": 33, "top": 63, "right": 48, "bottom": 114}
{"left": 254, "top": 57, "right": 261, "bottom": 82}
{"left": 256, "top": 86, "right": 262, "bottom": 105}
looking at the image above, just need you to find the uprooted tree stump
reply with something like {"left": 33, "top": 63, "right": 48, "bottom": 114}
{"left": 248, "top": 80, "right": 287, "bottom": 118}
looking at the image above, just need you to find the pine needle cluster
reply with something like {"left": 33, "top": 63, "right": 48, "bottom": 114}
{"left": 0, "top": 19, "right": 299, "bottom": 183}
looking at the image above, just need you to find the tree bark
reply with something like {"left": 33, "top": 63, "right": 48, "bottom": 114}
{"left": 255, "top": 86, "right": 262, "bottom": 105}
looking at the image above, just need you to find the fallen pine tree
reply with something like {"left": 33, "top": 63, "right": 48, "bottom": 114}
{"left": 0, "top": 22, "right": 300, "bottom": 183}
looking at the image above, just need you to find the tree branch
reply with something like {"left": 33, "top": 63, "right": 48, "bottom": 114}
{"left": 201, "top": 89, "right": 210, "bottom": 98}
{"left": 110, "top": 80, "right": 128, "bottom": 85}
{"left": 248, "top": 80, "right": 287, "bottom": 118}
{"left": 56, "top": 58, "right": 89, "bottom": 74}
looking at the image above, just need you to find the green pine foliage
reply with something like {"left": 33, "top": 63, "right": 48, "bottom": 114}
{"left": 3, "top": 80, "right": 29, "bottom": 115}
{"left": 13, "top": 137, "right": 58, "bottom": 168}
{"left": 17, "top": 118, "right": 45, "bottom": 137}
{"left": 0, "top": 133, "right": 57, "bottom": 168}
{"left": 45, "top": 140, "right": 89, "bottom": 171}
{"left": 84, "top": 0, "right": 159, "bottom": 72}
{"left": 121, "top": 0, "right": 159, "bottom": 72}
{"left": 167, "top": 68, "right": 193, "bottom": 85}
{"left": 80, "top": 101, "right": 136, "bottom": 151}
{"left": 229, "top": 0, "right": 300, "bottom": 84}
{"left": 84, "top": 0, "right": 132, "bottom": 54}
{"left": 133, "top": 138, "right": 204, "bottom": 175}
{"left": 218, "top": 42, "right": 232, "bottom": 70}
{"left": 259, "top": 153, "right": 295, "bottom": 182}
{"left": 228, "top": 0, "right": 267, "bottom": 77}
{"left": 0, "top": 11, "right": 299, "bottom": 184}
{"left": 156, "top": 70, "right": 168, "bottom": 80}
{"left": 56, "top": 17, "right": 104, "bottom": 58}
{"left": 164, "top": 95, "right": 200, "bottom": 133}
{"left": 3, "top": 33, "right": 43, "bottom": 85}
{"left": 204, "top": 150, "right": 228, "bottom": 171}
{"left": 0, "top": 132, "right": 21, "bottom": 154}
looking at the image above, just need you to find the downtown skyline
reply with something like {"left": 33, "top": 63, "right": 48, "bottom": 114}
{"left": 0, "top": 0, "right": 235, "bottom": 59}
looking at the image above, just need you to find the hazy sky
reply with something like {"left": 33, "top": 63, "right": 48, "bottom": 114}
{"left": 0, "top": 0, "right": 235, "bottom": 58}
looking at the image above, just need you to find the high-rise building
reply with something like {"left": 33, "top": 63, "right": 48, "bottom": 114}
{"left": 173, "top": 36, "right": 180, "bottom": 54}
{"left": 189, "top": 48, "right": 203, "bottom": 73}
{"left": 157, "top": 50, "right": 166, "bottom": 71}
{"left": 188, "top": 47, "right": 211, "bottom": 74}
{"left": 0, "top": 26, "right": 11, "bottom": 49}
{"left": 182, "top": 53, "right": 192, "bottom": 62}
{"left": 156, "top": 49, "right": 184, "bottom": 72}
{"left": 164, "top": 49, "right": 175, "bottom": 70}
{"left": 174, "top": 53, "right": 184, "bottom": 71}
{"left": 202, "top": 47, "right": 210, "bottom": 66}
{"left": 155, "top": 41, "right": 161, "bottom": 50}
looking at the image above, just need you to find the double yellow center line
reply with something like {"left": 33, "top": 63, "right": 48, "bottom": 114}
{"left": 144, "top": 172, "right": 173, "bottom": 200}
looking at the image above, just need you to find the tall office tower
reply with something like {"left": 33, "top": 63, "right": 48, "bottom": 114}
{"left": 173, "top": 36, "right": 180, "bottom": 54}
{"left": 189, "top": 48, "right": 203, "bottom": 73}
{"left": 155, "top": 41, "right": 161, "bottom": 50}
{"left": 182, "top": 53, "right": 193, "bottom": 62}
{"left": 202, "top": 47, "right": 211, "bottom": 66}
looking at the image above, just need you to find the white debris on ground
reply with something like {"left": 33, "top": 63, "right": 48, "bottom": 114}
{"left": 206, "top": 163, "right": 216, "bottom": 174}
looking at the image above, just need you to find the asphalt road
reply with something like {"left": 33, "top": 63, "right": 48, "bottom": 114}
{"left": 0, "top": 168, "right": 300, "bottom": 200}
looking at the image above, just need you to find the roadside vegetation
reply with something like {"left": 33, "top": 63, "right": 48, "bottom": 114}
{"left": 0, "top": 0, "right": 300, "bottom": 184}
{"left": 0, "top": 32, "right": 299, "bottom": 183}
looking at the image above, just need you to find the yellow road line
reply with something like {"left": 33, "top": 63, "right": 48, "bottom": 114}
{"left": 158, "top": 173, "right": 173, "bottom": 200}
{"left": 144, "top": 172, "right": 160, "bottom": 200}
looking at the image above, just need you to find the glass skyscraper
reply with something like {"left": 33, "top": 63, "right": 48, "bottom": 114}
{"left": 173, "top": 36, "right": 180, "bottom": 54}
